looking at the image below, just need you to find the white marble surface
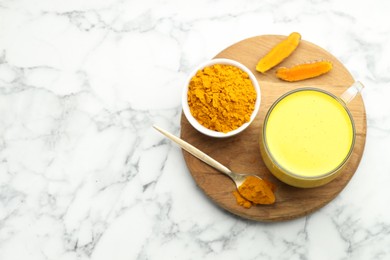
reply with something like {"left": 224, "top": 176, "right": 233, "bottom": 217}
{"left": 1, "top": 0, "right": 390, "bottom": 259}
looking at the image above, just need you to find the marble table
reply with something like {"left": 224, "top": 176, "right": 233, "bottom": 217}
{"left": 1, "top": 0, "right": 390, "bottom": 259}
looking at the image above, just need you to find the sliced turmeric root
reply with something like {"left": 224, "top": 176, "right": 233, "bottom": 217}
{"left": 276, "top": 60, "right": 333, "bottom": 82}
{"left": 256, "top": 32, "right": 301, "bottom": 73}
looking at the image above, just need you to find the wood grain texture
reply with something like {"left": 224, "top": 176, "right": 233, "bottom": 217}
{"left": 180, "top": 35, "right": 367, "bottom": 222}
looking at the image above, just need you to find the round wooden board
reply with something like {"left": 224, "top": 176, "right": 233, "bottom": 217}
{"left": 180, "top": 35, "right": 366, "bottom": 222}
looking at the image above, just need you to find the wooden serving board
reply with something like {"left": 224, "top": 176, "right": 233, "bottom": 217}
{"left": 180, "top": 35, "right": 366, "bottom": 222}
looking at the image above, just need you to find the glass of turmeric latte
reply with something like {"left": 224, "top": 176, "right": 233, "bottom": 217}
{"left": 260, "top": 82, "right": 363, "bottom": 188}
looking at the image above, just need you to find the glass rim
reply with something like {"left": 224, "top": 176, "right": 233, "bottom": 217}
{"left": 262, "top": 87, "right": 356, "bottom": 180}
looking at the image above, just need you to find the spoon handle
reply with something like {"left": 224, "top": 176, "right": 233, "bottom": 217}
{"left": 153, "top": 125, "right": 233, "bottom": 176}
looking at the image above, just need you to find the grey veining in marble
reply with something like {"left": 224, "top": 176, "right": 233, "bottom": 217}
{"left": 1, "top": 0, "right": 390, "bottom": 259}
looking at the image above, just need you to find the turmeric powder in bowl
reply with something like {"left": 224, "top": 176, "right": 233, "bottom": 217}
{"left": 182, "top": 59, "right": 261, "bottom": 138}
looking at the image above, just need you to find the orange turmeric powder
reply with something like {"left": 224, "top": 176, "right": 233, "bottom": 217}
{"left": 233, "top": 176, "right": 276, "bottom": 208}
{"left": 187, "top": 64, "right": 257, "bottom": 133}
{"left": 233, "top": 190, "right": 252, "bottom": 208}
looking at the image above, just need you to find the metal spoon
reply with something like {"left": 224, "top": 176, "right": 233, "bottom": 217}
{"left": 153, "top": 125, "right": 262, "bottom": 188}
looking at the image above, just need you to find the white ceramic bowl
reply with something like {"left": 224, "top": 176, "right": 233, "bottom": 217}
{"left": 182, "top": 58, "right": 261, "bottom": 138}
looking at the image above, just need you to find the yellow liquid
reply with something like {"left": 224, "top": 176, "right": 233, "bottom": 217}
{"left": 265, "top": 90, "right": 354, "bottom": 177}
